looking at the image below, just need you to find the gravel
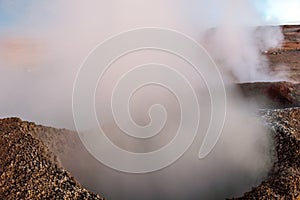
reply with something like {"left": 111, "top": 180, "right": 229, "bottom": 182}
{"left": 0, "top": 108, "right": 299, "bottom": 199}
{"left": 0, "top": 117, "right": 104, "bottom": 200}
{"left": 230, "top": 108, "right": 300, "bottom": 199}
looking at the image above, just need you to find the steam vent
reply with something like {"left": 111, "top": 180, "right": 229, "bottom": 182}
{"left": 0, "top": 23, "right": 300, "bottom": 200}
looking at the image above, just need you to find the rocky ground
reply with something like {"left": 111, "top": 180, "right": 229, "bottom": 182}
{"left": 0, "top": 108, "right": 299, "bottom": 200}
{"left": 229, "top": 108, "right": 300, "bottom": 199}
{"left": 0, "top": 118, "right": 104, "bottom": 200}
{"left": 232, "top": 25, "right": 300, "bottom": 200}
{"left": 267, "top": 25, "right": 300, "bottom": 81}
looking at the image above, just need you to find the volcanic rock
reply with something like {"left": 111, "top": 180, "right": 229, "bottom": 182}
{"left": 238, "top": 81, "right": 300, "bottom": 109}
{"left": 225, "top": 25, "right": 300, "bottom": 199}
{"left": 230, "top": 108, "right": 300, "bottom": 199}
{"left": 1, "top": 107, "right": 299, "bottom": 199}
{"left": 0, "top": 118, "right": 104, "bottom": 200}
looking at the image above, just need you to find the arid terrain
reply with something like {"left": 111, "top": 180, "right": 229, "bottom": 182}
{"left": 234, "top": 25, "right": 300, "bottom": 199}
{"left": 268, "top": 25, "right": 300, "bottom": 81}
{"left": 0, "top": 25, "right": 300, "bottom": 199}
{"left": 0, "top": 118, "right": 104, "bottom": 200}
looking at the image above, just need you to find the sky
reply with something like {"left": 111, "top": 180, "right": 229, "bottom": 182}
{"left": 263, "top": 0, "right": 300, "bottom": 24}
{"left": 0, "top": 0, "right": 300, "bottom": 31}
{"left": 0, "top": 1, "right": 29, "bottom": 29}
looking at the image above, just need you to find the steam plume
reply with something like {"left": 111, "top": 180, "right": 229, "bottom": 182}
{"left": 0, "top": 0, "right": 286, "bottom": 199}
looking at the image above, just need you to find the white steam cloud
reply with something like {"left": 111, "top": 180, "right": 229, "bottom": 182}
{"left": 201, "top": 0, "right": 283, "bottom": 81}
{"left": 0, "top": 0, "right": 287, "bottom": 199}
{"left": 0, "top": 0, "right": 285, "bottom": 127}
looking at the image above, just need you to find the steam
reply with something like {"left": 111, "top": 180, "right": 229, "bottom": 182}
{"left": 68, "top": 85, "right": 273, "bottom": 200}
{"left": 0, "top": 0, "right": 286, "bottom": 127}
{"left": 0, "top": 0, "right": 287, "bottom": 199}
{"left": 199, "top": 0, "right": 284, "bottom": 82}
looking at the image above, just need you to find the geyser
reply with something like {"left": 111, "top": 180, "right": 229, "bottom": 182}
{"left": 0, "top": 0, "right": 287, "bottom": 199}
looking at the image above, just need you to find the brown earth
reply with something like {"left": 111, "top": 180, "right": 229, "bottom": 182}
{"left": 229, "top": 108, "right": 300, "bottom": 200}
{"left": 238, "top": 81, "right": 300, "bottom": 109}
{"left": 0, "top": 118, "right": 104, "bottom": 200}
{"left": 233, "top": 25, "right": 300, "bottom": 199}
{"left": 267, "top": 25, "right": 300, "bottom": 81}
{"left": 0, "top": 109, "right": 299, "bottom": 200}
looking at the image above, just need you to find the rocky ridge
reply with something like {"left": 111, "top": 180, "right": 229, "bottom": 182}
{"left": 0, "top": 118, "right": 104, "bottom": 200}
{"left": 230, "top": 108, "right": 300, "bottom": 199}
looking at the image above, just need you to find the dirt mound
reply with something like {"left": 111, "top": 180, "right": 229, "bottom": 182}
{"left": 236, "top": 83, "right": 300, "bottom": 198}
{"left": 0, "top": 117, "right": 104, "bottom": 200}
{"left": 230, "top": 108, "right": 300, "bottom": 199}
